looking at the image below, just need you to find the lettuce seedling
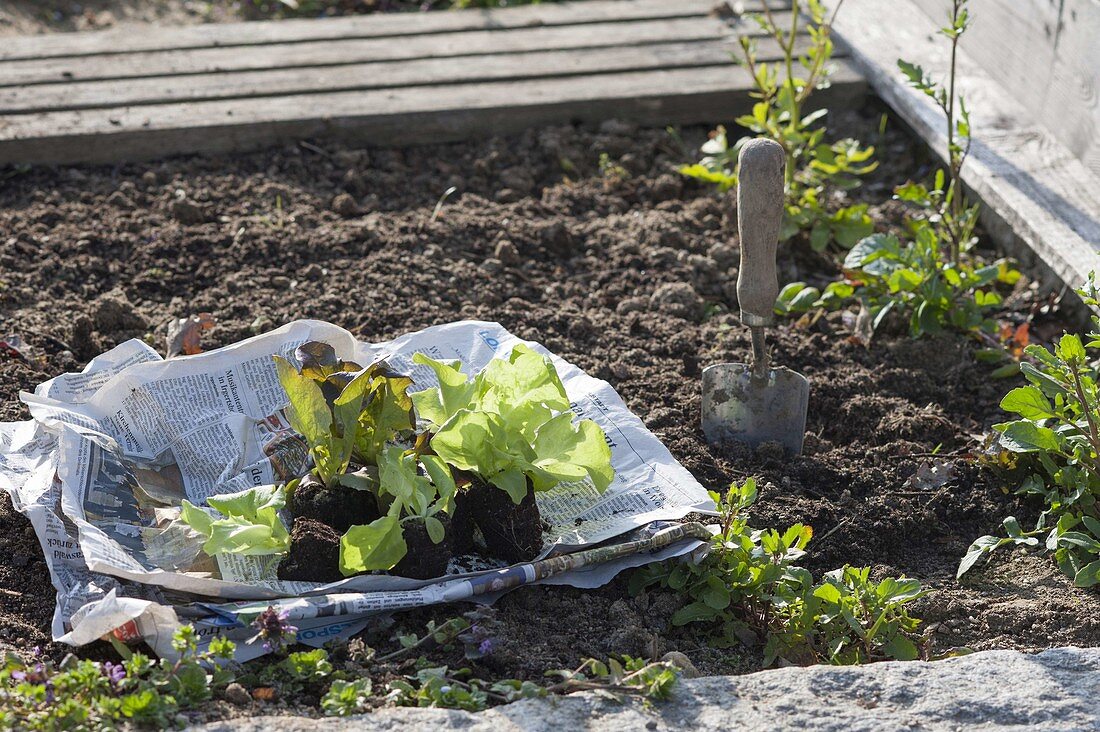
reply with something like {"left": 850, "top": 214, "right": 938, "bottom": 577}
{"left": 339, "top": 446, "right": 457, "bottom": 575}
{"left": 410, "top": 344, "right": 613, "bottom": 504}
{"left": 274, "top": 342, "right": 414, "bottom": 487}
{"left": 180, "top": 484, "right": 290, "bottom": 556}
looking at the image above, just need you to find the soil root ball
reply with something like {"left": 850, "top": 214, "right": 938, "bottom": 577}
{"left": 393, "top": 516, "right": 453, "bottom": 580}
{"left": 288, "top": 472, "right": 379, "bottom": 533}
{"left": 461, "top": 477, "right": 544, "bottom": 564}
{"left": 278, "top": 518, "right": 342, "bottom": 583}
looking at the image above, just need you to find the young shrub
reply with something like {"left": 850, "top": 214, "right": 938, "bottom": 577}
{"left": 960, "top": 278, "right": 1100, "bottom": 586}
{"left": 630, "top": 478, "right": 925, "bottom": 666}
{"left": 838, "top": 0, "right": 1021, "bottom": 339}
{"left": 841, "top": 227, "right": 1018, "bottom": 338}
{"left": 896, "top": 0, "right": 977, "bottom": 264}
{"left": 680, "top": 0, "right": 876, "bottom": 252}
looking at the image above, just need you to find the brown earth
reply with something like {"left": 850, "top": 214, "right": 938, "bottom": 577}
{"left": 1, "top": 104, "right": 1098, "bottom": 720}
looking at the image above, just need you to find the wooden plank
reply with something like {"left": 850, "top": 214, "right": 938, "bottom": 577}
{"left": 834, "top": 0, "right": 1100, "bottom": 305}
{"left": 0, "top": 0, "right": 789, "bottom": 61}
{"left": 0, "top": 61, "right": 865, "bottom": 165}
{"left": 916, "top": 0, "right": 1100, "bottom": 180}
{"left": 0, "top": 36, "right": 829, "bottom": 115}
{"left": 0, "top": 16, "right": 742, "bottom": 87}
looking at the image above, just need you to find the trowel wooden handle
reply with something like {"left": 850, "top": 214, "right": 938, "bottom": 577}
{"left": 736, "top": 138, "right": 786, "bottom": 327}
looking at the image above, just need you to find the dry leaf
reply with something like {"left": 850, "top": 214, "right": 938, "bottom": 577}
{"left": 166, "top": 314, "right": 215, "bottom": 358}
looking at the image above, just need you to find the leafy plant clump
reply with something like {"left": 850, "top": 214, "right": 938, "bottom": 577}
{"left": 680, "top": 0, "right": 876, "bottom": 252}
{"left": 410, "top": 344, "right": 614, "bottom": 561}
{"left": 383, "top": 655, "right": 678, "bottom": 713}
{"left": 840, "top": 229, "right": 1019, "bottom": 339}
{"left": 180, "top": 484, "right": 290, "bottom": 557}
{"left": 412, "top": 344, "right": 614, "bottom": 503}
{"left": 181, "top": 341, "right": 615, "bottom": 579}
{"left": 339, "top": 445, "right": 457, "bottom": 575}
{"left": 275, "top": 342, "right": 415, "bottom": 490}
{"left": 630, "top": 479, "right": 925, "bottom": 666}
{"left": 960, "top": 278, "right": 1100, "bottom": 586}
{"left": 0, "top": 627, "right": 235, "bottom": 731}
{"left": 837, "top": 0, "right": 1020, "bottom": 340}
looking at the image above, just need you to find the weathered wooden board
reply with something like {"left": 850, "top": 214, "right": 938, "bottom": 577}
{"left": 0, "top": 63, "right": 865, "bottom": 165}
{"left": 835, "top": 0, "right": 1100, "bottom": 304}
{"left": 0, "top": 35, "right": 819, "bottom": 115}
{"left": 0, "top": 17, "right": 734, "bottom": 86}
{"left": 0, "top": 0, "right": 783, "bottom": 61}
{"left": 916, "top": 0, "right": 1100, "bottom": 179}
{"left": 0, "top": 0, "right": 867, "bottom": 166}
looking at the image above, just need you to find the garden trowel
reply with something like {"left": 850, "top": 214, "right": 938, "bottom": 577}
{"left": 701, "top": 138, "right": 809, "bottom": 455}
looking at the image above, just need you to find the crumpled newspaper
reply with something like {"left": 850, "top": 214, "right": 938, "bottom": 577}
{"left": 0, "top": 319, "right": 715, "bottom": 660}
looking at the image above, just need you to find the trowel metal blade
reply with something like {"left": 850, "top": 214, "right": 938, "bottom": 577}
{"left": 701, "top": 363, "right": 810, "bottom": 455}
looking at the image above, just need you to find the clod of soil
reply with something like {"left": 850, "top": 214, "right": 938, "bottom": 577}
{"left": 392, "top": 516, "right": 453, "bottom": 580}
{"left": 462, "top": 477, "right": 544, "bottom": 564}
{"left": 287, "top": 473, "right": 379, "bottom": 533}
{"left": 278, "top": 518, "right": 342, "bottom": 584}
{"left": 449, "top": 492, "right": 477, "bottom": 556}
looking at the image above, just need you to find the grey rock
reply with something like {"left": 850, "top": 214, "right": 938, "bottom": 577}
{"left": 223, "top": 682, "right": 252, "bottom": 707}
{"left": 660, "top": 651, "right": 700, "bottom": 679}
{"left": 191, "top": 648, "right": 1100, "bottom": 731}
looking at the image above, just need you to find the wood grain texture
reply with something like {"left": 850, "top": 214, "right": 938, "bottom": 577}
{"left": 0, "top": 62, "right": 864, "bottom": 165}
{"left": 0, "top": 16, "right": 737, "bottom": 86}
{"left": 916, "top": 0, "right": 1100, "bottom": 179}
{"left": 0, "top": 0, "right": 846, "bottom": 166}
{"left": 0, "top": 0, "right": 778, "bottom": 61}
{"left": 835, "top": 0, "right": 1100, "bottom": 304}
{"left": 0, "top": 35, "right": 830, "bottom": 114}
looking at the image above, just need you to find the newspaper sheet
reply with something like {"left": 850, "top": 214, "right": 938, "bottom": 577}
{"left": 0, "top": 320, "right": 715, "bottom": 660}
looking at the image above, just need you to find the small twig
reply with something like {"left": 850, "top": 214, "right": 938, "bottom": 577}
{"left": 298, "top": 140, "right": 333, "bottom": 159}
{"left": 430, "top": 186, "right": 458, "bottom": 223}
{"left": 814, "top": 516, "right": 852, "bottom": 546}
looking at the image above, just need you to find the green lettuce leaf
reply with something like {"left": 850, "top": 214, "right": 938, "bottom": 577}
{"left": 339, "top": 511, "right": 406, "bottom": 575}
{"left": 180, "top": 484, "right": 290, "bottom": 557}
{"left": 531, "top": 413, "right": 614, "bottom": 492}
{"left": 410, "top": 354, "right": 476, "bottom": 430}
{"left": 412, "top": 345, "right": 615, "bottom": 500}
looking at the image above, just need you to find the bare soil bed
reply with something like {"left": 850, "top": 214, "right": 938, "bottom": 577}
{"left": 1, "top": 105, "right": 1098, "bottom": 719}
